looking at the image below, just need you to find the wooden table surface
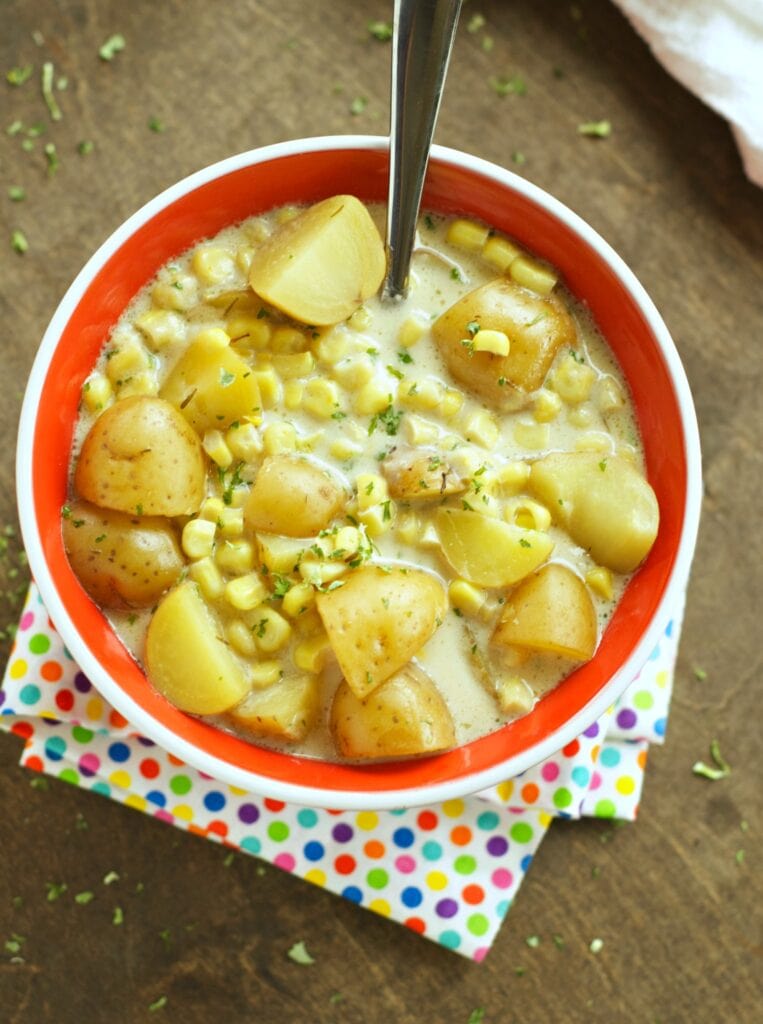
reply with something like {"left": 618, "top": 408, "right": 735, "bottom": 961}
{"left": 2, "top": 2, "right": 761, "bottom": 1021}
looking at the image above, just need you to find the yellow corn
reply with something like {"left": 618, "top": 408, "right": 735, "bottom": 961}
{"left": 192, "top": 247, "right": 235, "bottom": 285}
{"left": 504, "top": 498, "right": 552, "bottom": 532}
{"left": 532, "top": 388, "right": 562, "bottom": 423}
{"left": 594, "top": 376, "right": 625, "bottom": 414}
{"left": 586, "top": 567, "right": 614, "bottom": 600}
{"left": 105, "top": 337, "right": 150, "bottom": 384}
{"left": 395, "top": 510, "right": 420, "bottom": 545}
{"left": 510, "top": 256, "right": 557, "bottom": 295}
{"left": 225, "top": 572, "right": 269, "bottom": 611}
{"left": 293, "top": 632, "right": 333, "bottom": 673}
{"left": 152, "top": 273, "right": 198, "bottom": 312}
{"left": 235, "top": 246, "right": 255, "bottom": 274}
{"left": 225, "top": 420, "right": 262, "bottom": 462}
{"left": 134, "top": 308, "right": 185, "bottom": 350}
{"left": 352, "top": 380, "right": 391, "bottom": 416}
{"left": 440, "top": 387, "right": 465, "bottom": 420}
{"left": 194, "top": 327, "right": 230, "bottom": 352}
{"left": 226, "top": 313, "right": 271, "bottom": 353}
{"left": 446, "top": 218, "right": 490, "bottom": 252}
{"left": 574, "top": 431, "right": 612, "bottom": 453}
{"left": 250, "top": 366, "right": 281, "bottom": 409}
{"left": 188, "top": 556, "right": 224, "bottom": 601}
{"left": 295, "top": 430, "right": 323, "bottom": 453}
{"left": 215, "top": 539, "right": 256, "bottom": 575}
{"left": 281, "top": 581, "right": 315, "bottom": 618}
{"left": 226, "top": 618, "right": 257, "bottom": 657}
{"left": 329, "top": 437, "right": 362, "bottom": 462}
{"left": 553, "top": 353, "right": 597, "bottom": 404}
{"left": 302, "top": 378, "right": 341, "bottom": 419}
{"left": 298, "top": 559, "right": 348, "bottom": 586}
{"left": 199, "top": 497, "right": 225, "bottom": 523}
{"left": 271, "top": 326, "right": 307, "bottom": 353}
{"left": 202, "top": 429, "right": 233, "bottom": 469}
{"left": 449, "top": 579, "right": 487, "bottom": 617}
{"left": 313, "top": 328, "right": 353, "bottom": 365}
{"left": 331, "top": 354, "right": 375, "bottom": 389}
{"left": 182, "top": 518, "right": 216, "bottom": 560}
{"left": 251, "top": 608, "right": 292, "bottom": 653}
{"left": 115, "top": 371, "right": 159, "bottom": 398}
{"left": 462, "top": 409, "right": 500, "bottom": 449}
{"left": 398, "top": 313, "right": 430, "bottom": 348}
{"left": 249, "top": 660, "right": 284, "bottom": 689}
{"left": 482, "top": 235, "right": 522, "bottom": 272}
{"left": 348, "top": 306, "right": 372, "bottom": 331}
{"left": 399, "top": 378, "right": 444, "bottom": 411}
{"left": 402, "top": 414, "right": 440, "bottom": 446}
{"left": 218, "top": 506, "right": 244, "bottom": 538}
{"left": 357, "top": 502, "right": 393, "bottom": 538}
{"left": 495, "top": 675, "right": 535, "bottom": 716}
{"left": 356, "top": 473, "right": 388, "bottom": 510}
{"left": 568, "top": 405, "right": 595, "bottom": 428}
{"left": 263, "top": 421, "right": 297, "bottom": 455}
{"left": 513, "top": 420, "right": 550, "bottom": 450}
{"left": 81, "top": 373, "right": 113, "bottom": 413}
{"left": 472, "top": 329, "right": 510, "bottom": 356}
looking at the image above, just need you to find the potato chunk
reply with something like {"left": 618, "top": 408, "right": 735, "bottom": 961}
{"left": 492, "top": 563, "right": 597, "bottom": 661}
{"left": 432, "top": 279, "right": 575, "bottom": 409}
{"left": 528, "top": 452, "right": 659, "bottom": 573}
{"left": 229, "top": 675, "right": 319, "bottom": 742}
{"left": 244, "top": 454, "right": 346, "bottom": 537}
{"left": 63, "top": 500, "right": 183, "bottom": 609}
{"left": 146, "top": 581, "right": 250, "bottom": 714}
{"left": 381, "top": 446, "right": 467, "bottom": 501}
{"left": 249, "top": 195, "right": 386, "bottom": 326}
{"left": 74, "top": 395, "right": 205, "bottom": 516}
{"left": 435, "top": 508, "right": 553, "bottom": 588}
{"left": 330, "top": 663, "right": 455, "bottom": 759}
{"left": 316, "top": 565, "right": 447, "bottom": 698}
{"left": 160, "top": 328, "right": 261, "bottom": 434}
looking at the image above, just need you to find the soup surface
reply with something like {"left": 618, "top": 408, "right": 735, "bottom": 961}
{"left": 63, "top": 197, "right": 659, "bottom": 761}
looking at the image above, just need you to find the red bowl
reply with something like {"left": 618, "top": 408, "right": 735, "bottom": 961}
{"left": 17, "top": 136, "right": 702, "bottom": 809}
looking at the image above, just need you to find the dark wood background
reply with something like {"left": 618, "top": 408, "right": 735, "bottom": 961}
{"left": 2, "top": 2, "right": 761, "bottom": 1021}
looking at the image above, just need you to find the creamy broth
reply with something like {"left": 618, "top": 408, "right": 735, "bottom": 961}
{"left": 67, "top": 201, "right": 652, "bottom": 761}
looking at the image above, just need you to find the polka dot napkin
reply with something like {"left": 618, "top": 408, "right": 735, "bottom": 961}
{"left": 0, "top": 584, "right": 682, "bottom": 961}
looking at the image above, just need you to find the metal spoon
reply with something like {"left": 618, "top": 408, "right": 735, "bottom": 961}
{"left": 383, "top": 0, "right": 463, "bottom": 302}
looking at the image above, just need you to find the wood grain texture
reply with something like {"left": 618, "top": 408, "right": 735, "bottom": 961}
{"left": 1, "top": 2, "right": 761, "bottom": 1021}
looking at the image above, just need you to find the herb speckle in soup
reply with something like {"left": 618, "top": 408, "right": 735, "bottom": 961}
{"left": 63, "top": 196, "right": 659, "bottom": 761}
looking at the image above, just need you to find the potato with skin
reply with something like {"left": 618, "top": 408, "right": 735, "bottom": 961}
{"left": 160, "top": 329, "right": 261, "bottom": 434}
{"left": 249, "top": 195, "right": 386, "bottom": 326}
{"left": 432, "top": 279, "right": 575, "bottom": 409}
{"left": 381, "top": 446, "right": 467, "bottom": 502}
{"left": 528, "top": 452, "right": 659, "bottom": 573}
{"left": 229, "top": 675, "right": 319, "bottom": 743}
{"left": 330, "top": 663, "right": 455, "bottom": 759}
{"left": 244, "top": 454, "right": 346, "bottom": 537}
{"left": 146, "top": 581, "right": 250, "bottom": 714}
{"left": 316, "top": 564, "right": 447, "bottom": 699}
{"left": 492, "top": 563, "right": 597, "bottom": 661}
{"left": 435, "top": 508, "right": 554, "bottom": 588}
{"left": 63, "top": 499, "right": 183, "bottom": 609}
{"left": 74, "top": 395, "right": 205, "bottom": 516}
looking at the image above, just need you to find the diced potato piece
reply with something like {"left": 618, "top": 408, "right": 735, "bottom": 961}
{"left": 316, "top": 565, "right": 447, "bottom": 698}
{"left": 229, "top": 675, "right": 319, "bottom": 742}
{"left": 62, "top": 500, "right": 183, "bottom": 609}
{"left": 74, "top": 396, "right": 205, "bottom": 516}
{"left": 256, "top": 533, "right": 310, "bottom": 574}
{"left": 244, "top": 455, "right": 346, "bottom": 536}
{"left": 381, "top": 446, "right": 467, "bottom": 501}
{"left": 432, "top": 279, "right": 575, "bottom": 409}
{"left": 249, "top": 195, "right": 386, "bottom": 326}
{"left": 330, "top": 663, "right": 455, "bottom": 759}
{"left": 492, "top": 563, "right": 597, "bottom": 661}
{"left": 146, "top": 581, "right": 249, "bottom": 713}
{"left": 528, "top": 452, "right": 659, "bottom": 573}
{"left": 435, "top": 508, "right": 554, "bottom": 588}
{"left": 160, "top": 328, "right": 261, "bottom": 433}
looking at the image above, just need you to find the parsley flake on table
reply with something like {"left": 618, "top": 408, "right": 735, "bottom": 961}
{"left": 112, "top": 906, "right": 124, "bottom": 925}
{"left": 99, "top": 34, "right": 126, "bottom": 61}
{"left": 692, "top": 665, "right": 708, "bottom": 681}
{"left": 44, "top": 142, "right": 59, "bottom": 175}
{"left": 287, "top": 940, "right": 315, "bottom": 965}
{"left": 7, "top": 65, "right": 33, "bottom": 86}
{"left": 103, "top": 870, "right": 120, "bottom": 885}
{"left": 148, "top": 996, "right": 168, "bottom": 1012}
{"left": 78, "top": 139, "right": 94, "bottom": 155}
{"left": 11, "top": 230, "right": 28, "bottom": 254}
{"left": 578, "top": 120, "right": 612, "bottom": 138}
{"left": 349, "top": 96, "right": 368, "bottom": 116}
{"left": 148, "top": 116, "right": 166, "bottom": 133}
{"left": 589, "top": 937, "right": 604, "bottom": 954}
{"left": 525, "top": 934, "right": 541, "bottom": 948}
{"left": 467, "top": 1009, "right": 486, "bottom": 1024}
{"left": 41, "top": 62, "right": 62, "bottom": 121}
{"left": 46, "top": 881, "right": 68, "bottom": 901}
{"left": 8, "top": 186, "right": 26, "bottom": 202}
{"left": 367, "top": 20, "right": 393, "bottom": 42}
{"left": 692, "top": 738, "right": 731, "bottom": 781}
{"left": 74, "top": 891, "right": 95, "bottom": 905}
{"left": 490, "top": 74, "right": 526, "bottom": 97}
{"left": 467, "top": 15, "right": 486, "bottom": 34}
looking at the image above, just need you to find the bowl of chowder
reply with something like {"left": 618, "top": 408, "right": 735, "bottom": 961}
{"left": 17, "top": 136, "right": 701, "bottom": 809}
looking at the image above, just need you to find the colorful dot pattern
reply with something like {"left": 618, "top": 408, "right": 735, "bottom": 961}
{"left": 0, "top": 584, "right": 682, "bottom": 961}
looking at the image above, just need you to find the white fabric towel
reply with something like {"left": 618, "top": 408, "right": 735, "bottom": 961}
{"left": 613, "top": 0, "right": 763, "bottom": 187}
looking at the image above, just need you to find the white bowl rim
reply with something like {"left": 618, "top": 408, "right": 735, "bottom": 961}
{"left": 17, "top": 134, "right": 702, "bottom": 810}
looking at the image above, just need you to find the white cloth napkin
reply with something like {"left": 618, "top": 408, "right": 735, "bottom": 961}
{"left": 613, "top": 0, "right": 763, "bottom": 186}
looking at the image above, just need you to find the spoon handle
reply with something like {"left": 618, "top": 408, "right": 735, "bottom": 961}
{"left": 384, "top": 0, "right": 463, "bottom": 301}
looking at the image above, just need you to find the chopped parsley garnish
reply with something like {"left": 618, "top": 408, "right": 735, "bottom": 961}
{"left": 386, "top": 364, "right": 404, "bottom": 380}
{"left": 578, "top": 120, "right": 611, "bottom": 138}
{"left": 112, "top": 906, "right": 124, "bottom": 925}
{"left": 512, "top": 151, "right": 526, "bottom": 165}
{"left": 598, "top": 459, "right": 608, "bottom": 472}
{"left": 331, "top": 410, "right": 347, "bottom": 420}
{"left": 368, "top": 402, "right": 402, "bottom": 437}
{"left": 219, "top": 368, "right": 235, "bottom": 387}
{"left": 272, "top": 575, "right": 293, "bottom": 598}
{"left": 525, "top": 934, "right": 541, "bottom": 948}
{"left": 99, "top": 34, "right": 126, "bottom": 61}
{"left": 466, "top": 320, "right": 481, "bottom": 337}
{"left": 255, "top": 619, "right": 268, "bottom": 638}
{"left": 397, "top": 350, "right": 414, "bottom": 364}
{"left": 381, "top": 500, "right": 392, "bottom": 522}
{"left": 44, "top": 142, "right": 59, "bottom": 174}
{"left": 692, "top": 666, "right": 707, "bottom": 681}
{"left": 569, "top": 349, "right": 585, "bottom": 363}
{"left": 589, "top": 937, "right": 604, "bottom": 954}
{"left": 450, "top": 266, "right": 462, "bottom": 281}
{"left": 467, "top": 14, "right": 486, "bottom": 33}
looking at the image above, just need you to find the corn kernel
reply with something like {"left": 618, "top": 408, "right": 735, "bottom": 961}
{"left": 182, "top": 518, "right": 216, "bottom": 560}
{"left": 226, "top": 618, "right": 257, "bottom": 657}
{"left": 235, "top": 246, "right": 255, "bottom": 274}
{"left": 298, "top": 559, "right": 348, "bottom": 586}
{"left": 199, "top": 497, "right": 225, "bottom": 522}
{"left": 533, "top": 388, "right": 562, "bottom": 423}
{"left": 293, "top": 632, "right": 333, "bottom": 673}
{"left": 594, "top": 376, "right": 625, "bottom": 414}
{"left": 134, "top": 308, "right": 185, "bottom": 351}
{"left": 513, "top": 420, "right": 550, "bottom": 450}
{"left": 281, "top": 581, "right": 315, "bottom": 618}
{"left": 449, "top": 579, "right": 487, "bottom": 617}
{"left": 192, "top": 247, "right": 236, "bottom": 286}
{"left": 194, "top": 327, "right": 230, "bottom": 352}
{"left": 271, "top": 326, "right": 307, "bottom": 353}
{"left": 446, "top": 217, "right": 490, "bottom": 252}
{"left": 352, "top": 380, "right": 391, "bottom": 416}
{"left": 295, "top": 607, "right": 323, "bottom": 636}
{"left": 348, "top": 306, "right": 371, "bottom": 330}
{"left": 275, "top": 205, "right": 299, "bottom": 225}
{"left": 472, "top": 329, "right": 510, "bottom": 356}
{"left": 331, "top": 354, "right": 375, "bottom": 389}
{"left": 399, "top": 377, "right": 443, "bottom": 411}
{"left": 225, "top": 420, "right": 262, "bottom": 462}
{"left": 504, "top": 498, "right": 552, "bottom": 532}
{"left": 188, "top": 557, "right": 224, "bottom": 601}
{"left": 329, "top": 437, "right": 362, "bottom": 462}
{"left": 270, "top": 352, "right": 314, "bottom": 380}
{"left": 302, "top": 378, "right": 341, "bottom": 419}
{"left": 617, "top": 443, "right": 639, "bottom": 464}
{"left": 398, "top": 313, "right": 429, "bottom": 348}
{"left": 202, "top": 429, "right": 233, "bottom": 469}
{"left": 226, "top": 314, "right": 271, "bottom": 353}
{"left": 225, "top": 572, "right": 269, "bottom": 611}
{"left": 402, "top": 414, "right": 440, "bottom": 446}
{"left": 216, "top": 539, "right": 256, "bottom": 575}
{"left": 448, "top": 446, "right": 488, "bottom": 479}
{"left": 295, "top": 430, "right": 323, "bottom": 453}
{"left": 510, "top": 256, "right": 557, "bottom": 295}
{"left": 279, "top": 380, "right": 302, "bottom": 410}
{"left": 356, "top": 473, "right": 388, "bottom": 510}
{"left": 440, "top": 387, "right": 465, "bottom": 420}
{"left": 249, "top": 660, "right": 283, "bottom": 689}
{"left": 482, "top": 235, "right": 522, "bottom": 272}
{"left": 468, "top": 492, "right": 502, "bottom": 518}
{"left": 249, "top": 607, "right": 292, "bottom": 652}
{"left": 245, "top": 218, "right": 270, "bottom": 244}
{"left": 152, "top": 273, "right": 198, "bottom": 311}
{"left": 313, "top": 328, "right": 354, "bottom": 365}
{"left": 115, "top": 371, "right": 158, "bottom": 398}
{"left": 218, "top": 506, "right": 244, "bottom": 537}
{"left": 395, "top": 510, "right": 420, "bottom": 546}
{"left": 105, "top": 338, "right": 150, "bottom": 384}
{"left": 553, "top": 353, "right": 597, "bottom": 404}
{"left": 462, "top": 409, "right": 500, "bottom": 449}
{"left": 568, "top": 404, "right": 595, "bottom": 428}
{"left": 81, "top": 373, "right": 113, "bottom": 413}
{"left": 491, "top": 460, "right": 531, "bottom": 495}
{"left": 495, "top": 675, "right": 535, "bottom": 716}
{"left": 574, "top": 431, "right": 612, "bottom": 453}
{"left": 263, "top": 421, "right": 297, "bottom": 455}
{"left": 248, "top": 367, "right": 280, "bottom": 410}
{"left": 586, "top": 567, "right": 614, "bottom": 600}
{"left": 228, "top": 486, "right": 250, "bottom": 509}
{"left": 357, "top": 503, "right": 393, "bottom": 538}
